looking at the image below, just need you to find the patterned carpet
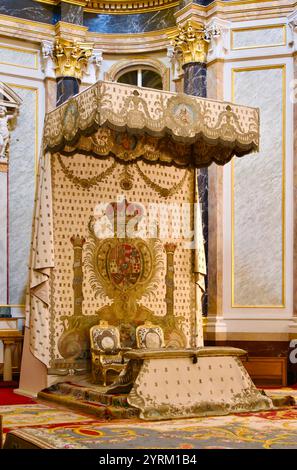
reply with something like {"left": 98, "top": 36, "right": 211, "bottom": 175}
{"left": 2, "top": 388, "right": 297, "bottom": 449}
{"left": 3, "top": 405, "right": 297, "bottom": 449}
{"left": 0, "top": 404, "right": 101, "bottom": 436}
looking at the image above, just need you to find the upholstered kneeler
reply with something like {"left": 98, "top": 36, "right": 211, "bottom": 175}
{"left": 124, "top": 347, "right": 273, "bottom": 420}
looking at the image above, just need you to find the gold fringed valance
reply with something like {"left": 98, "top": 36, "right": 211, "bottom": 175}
{"left": 43, "top": 81, "right": 259, "bottom": 168}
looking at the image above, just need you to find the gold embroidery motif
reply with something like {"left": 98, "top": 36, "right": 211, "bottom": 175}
{"left": 135, "top": 163, "right": 189, "bottom": 198}
{"left": 43, "top": 81, "right": 259, "bottom": 169}
{"left": 85, "top": 209, "right": 164, "bottom": 323}
{"left": 57, "top": 153, "right": 117, "bottom": 190}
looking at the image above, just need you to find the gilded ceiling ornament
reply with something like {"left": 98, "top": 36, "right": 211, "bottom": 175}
{"left": 34, "top": 0, "right": 179, "bottom": 15}
{"left": 170, "top": 21, "right": 210, "bottom": 65}
{"left": 53, "top": 37, "right": 94, "bottom": 80}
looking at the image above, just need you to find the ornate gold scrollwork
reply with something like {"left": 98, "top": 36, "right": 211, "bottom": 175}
{"left": 170, "top": 21, "right": 210, "bottom": 66}
{"left": 53, "top": 37, "right": 93, "bottom": 80}
{"left": 85, "top": 200, "right": 186, "bottom": 348}
{"left": 44, "top": 81, "right": 259, "bottom": 161}
{"left": 85, "top": 206, "right": 164, "bottom": 324}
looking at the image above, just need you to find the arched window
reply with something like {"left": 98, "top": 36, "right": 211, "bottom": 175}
{"left": 117, "top": 68, "right": 163, "bottom": 90}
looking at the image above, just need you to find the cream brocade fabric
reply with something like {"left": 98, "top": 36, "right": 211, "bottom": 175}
{"left": 127, "top": 356, "right": 273, "bottom": 420}
{"left": 25, "top": 151, "right": 54, "bottom": 365}
{"left": 25, "top": 153, "right": 205, "bottom": 366}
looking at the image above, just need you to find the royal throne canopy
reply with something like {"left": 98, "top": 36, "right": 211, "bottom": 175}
{"left": 26, "top": 80, "right": 259, "bottom": 369}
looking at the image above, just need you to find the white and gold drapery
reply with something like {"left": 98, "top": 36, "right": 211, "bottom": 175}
{"left": 25, "top": 151, "right": 54, "bottom": 366}
{"left": 194, "top": 170, "right": 207, "bottom": 347}
{"left": 25, "top": 80, "right": 259, "bottom": 366}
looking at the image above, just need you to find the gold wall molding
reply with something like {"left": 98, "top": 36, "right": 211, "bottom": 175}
{"left": 0, "top": 15, "right": 55, "bottom": 48}
{"left": 89, "top": 27, "right": 177, "bottom": 53}
{"left": 85, "top": 0, "right": 179, "bottom": 14}
{"left": 35, "top": 0, "right": 297, "bottom": 16}
{"left": 231, "top": 24, "right": 287, "bottom": 51}
{"left": 104, "top": 57, "right": 170, "bottom": 90}
{"left": 0, "top": 10, "right": 291, "bottom": 55}
{"left": 34, "top": 0, "right": 86, "bottom": 5}
{"left": 0, "top": 45, "right": 38, "bottom": 70}
{"left": 208, "top": 54, "right": 293, "bottom": 66}
{"left": 175, "top": 1, "right": 297, "bottom": 25}
{"left": 231, "top": 64, "right": 286, "bottom": 309}
{"left": 55, "top": 21, "right": 88, "bottom": 42}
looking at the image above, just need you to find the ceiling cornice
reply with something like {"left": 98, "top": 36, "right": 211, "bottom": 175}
{"left": 34, "top": 0, "right": 179, "bottom": 15}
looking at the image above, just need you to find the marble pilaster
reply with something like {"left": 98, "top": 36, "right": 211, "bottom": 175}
{"left": 207, "top": 60, "right": 224, "bottom": 321}
{"left": 290, "top": 12, "right": 297, "bottom": 318}
{"left": 9, "top": 86, "right": 36, "bottom": 306}
{"left": 0, "top": 171, "right": 8, "bottom": 305}
{"left": 233, "top": 68, "right": 283, "bottom": 306}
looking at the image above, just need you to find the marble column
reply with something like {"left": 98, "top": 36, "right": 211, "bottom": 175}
{"left": 52, "top": 35, "right": 93, "bottom": 105}
{"left": 183, "top": 61, "right": 208, "bottom": 315}
{"left": 183, "top": 62, "right": 207, "bottom": 98}
{"left": 56, "top": 77, "right": 80, "bottom": 106}
{"left": 206, "top": 61, "right": 224, "bottom": 323}
{"left": 60, "top": 1, "right": 83, "bottom": 25}
{"left": 53, "top": 3, "right": 87, "bottom": 105}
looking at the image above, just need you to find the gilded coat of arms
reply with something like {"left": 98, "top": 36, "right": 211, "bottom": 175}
{"left": 85, "top": 199, "right": 163, "bottom": 327}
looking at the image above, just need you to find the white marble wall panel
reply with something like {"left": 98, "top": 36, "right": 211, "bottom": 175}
{"left": 232, "top": 26, "right": 285, "bottom": 50}
{"left": 0, "top": 45, "right": 37, "bottom": 69}
{"left": 233, "top": 67, "right": 284, "bottom": 306}
{"left": 9, "top": 85, "right": 37, "bottom": 306}
{"left": 0, "top": 172, "right": 7, "bottom": 304}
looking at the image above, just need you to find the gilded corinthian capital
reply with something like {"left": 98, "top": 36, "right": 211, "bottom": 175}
{"left": 53, "top": 37, "right": 93, "bottom": 80}
{"left": 171, "top": 21, "right": 210, "bottom": 66}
